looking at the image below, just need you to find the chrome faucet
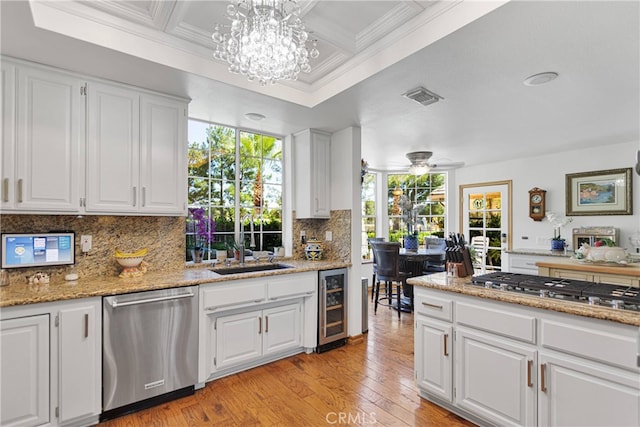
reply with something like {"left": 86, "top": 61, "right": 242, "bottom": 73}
{"left": 238, "top": 214, "right": 254, "bottom": 265}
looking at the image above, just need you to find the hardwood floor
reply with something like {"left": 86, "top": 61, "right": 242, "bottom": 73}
{"left": 100, "top": 293, "right": 475, "bottom": 427}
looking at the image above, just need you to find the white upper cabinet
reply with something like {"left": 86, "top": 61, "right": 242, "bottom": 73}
{"left": 4, "top": 64, "right": 84, "bottom": 212}
{"left": 1, "top": 57, "right": 189, "bottom": 216}
{"left": 139, "top": 94, "right": 187, "bottom": 215}
{"left": 1, "top": 62, "right": 16, "bottom": 210}
{"left": 293, "top": 129, "right": 331, "bottom": 218}
{"left": 85, "top": 82, "right": 140, "bottom": 213}
{"left": 86, "top": 84, "right": 187, "bottom": 215}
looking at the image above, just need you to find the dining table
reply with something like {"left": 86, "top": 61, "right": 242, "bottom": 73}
{"left": 397, "top": 248, "right": 446, "bottom": 312}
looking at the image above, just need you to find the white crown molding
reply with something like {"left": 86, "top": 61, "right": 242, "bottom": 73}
{"left": 27, "top": 0, "right": 509, "bottom": 107}
{"left": 356, "top": 3, "right": 424, "bottom": 51}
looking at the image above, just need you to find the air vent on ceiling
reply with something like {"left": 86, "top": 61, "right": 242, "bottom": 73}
{"left": 402, "top": 86, "right": 443, "bottom": 106}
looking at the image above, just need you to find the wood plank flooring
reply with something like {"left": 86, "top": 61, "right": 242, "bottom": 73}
{"left": 100, "top": 293, "right": 475, "bottom": 427}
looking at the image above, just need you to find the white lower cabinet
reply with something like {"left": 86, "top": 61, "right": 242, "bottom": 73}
{"left": 199, "top": 272, "right": 318, "bottom": 383}
{"left": 414, "top": 286, "right": 640, "bottom": 427}
{"left": 0, "top": 297, "right": 101, "bottom": 427}
{"left": 0, "top": 314, "right": 50, "bottom": 427}
{"left": 415, "top": 317, "right": 452, "bottom": 402}
{"left": 538, "top": 351, "right": 639, "bottom": 427}
{"left": 215, "top": 303, "right": 301, "bottom": 371}
{"left": 455, "top": 327, "right": 536, "bottom": 426}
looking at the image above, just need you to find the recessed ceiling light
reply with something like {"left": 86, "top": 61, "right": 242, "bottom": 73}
{"left": 245, "top": 112, "right": 266, "bottom": 121}
{"left": 523, "top": 72, "right": 559, "bottom": 86}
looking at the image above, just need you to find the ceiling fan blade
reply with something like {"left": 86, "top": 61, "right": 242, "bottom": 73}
{"left": 428, "top": 161, "right": 465, "bottom": 170}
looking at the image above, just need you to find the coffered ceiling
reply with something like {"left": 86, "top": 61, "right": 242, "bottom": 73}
{"left": 1, "top": 1, "right": 638, "bottom": 170}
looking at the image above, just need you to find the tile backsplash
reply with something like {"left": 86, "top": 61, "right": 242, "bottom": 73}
{"left": 292, "top": 209, "right": 351, "bottom": 262}
{"left": 0, "top": 214, "right": 184, "bottom": 283}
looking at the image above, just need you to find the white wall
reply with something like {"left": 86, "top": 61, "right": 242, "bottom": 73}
{"left": 454, "top": 140, "right": 640, "bottom": 251}
{"left": 331, "top": 126, "right": 363, "bottom": 336}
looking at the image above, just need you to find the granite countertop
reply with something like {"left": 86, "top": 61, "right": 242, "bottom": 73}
{"left": 0, "top": 259, "right": 350, "bottom": 309}
{"left": 506, "top": 248, "right": 572, "bottom": 257}
{"left": 407, "top": 273, "right": 640, "bottom": 327}
{"left": 536, "top": 257, "right": 640, "bottom": 276}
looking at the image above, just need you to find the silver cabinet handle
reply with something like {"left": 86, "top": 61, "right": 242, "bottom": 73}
{"left": 17, "top": 178, "right": 23, "bottom": 203}
{"left": 527, "top": 360, "right": 533, "bottom": 387}
{"left": 2, "top": 178, "right": 8, "bottom": 202}
{"left": 443, "top": 333, "right": 449, "bottom": 356}
{"left": 142, "top": 187, "right": 146, "bottom": 207}
{"left": 258, "top": 317, "right": 262, "bottom": 335}
{"left": 265, "top": 316, "right": 269, "bottom": 333}
{"left": 84, "top": 313, "right": 89, "bottom": 338}
{"left": 540, "top": 363, "right": 547, "bottom": 392}
{"left": 422, "top": 302, "right": 443, "bottom": 310}
{"left": 132, "top": 186, "right": 137, "bottom": 207}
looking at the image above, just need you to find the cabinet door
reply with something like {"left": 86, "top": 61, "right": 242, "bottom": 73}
{"left": 263, "top": 303, "right": 301, "bottom": 355}
{"left": 1, "top": 62, "right": 16, "bottom": 209}
{"left": 140, "top": 94, "right": 187, "bottom": 215}
{"left": 215, "top": 310, "right": 262, "bottom": 370}
{"left": 456, "top": 327, "right": 536, "bottom": 427}
{"left": 15, "top": 66, "right": 83, "bottom": 212}
{"left": 0, "top": 315, "right": 50, "bottom": 427}
{"left": 594, "top": 273, "right": 639, "bottom": 287}
{"left": 85, "top": 82, "right": 140, "bottom": 212}
{"left": 58, "top": 300, "right": 101, "bottom": 423}
{"left": 538, "top": 352, "right": 639, "bottom": 427}
{"left": 415, "top": 316, "right": 453, "bottom": 402}
{"left": 311, "top": 131, "right": 331, "bottom": 217}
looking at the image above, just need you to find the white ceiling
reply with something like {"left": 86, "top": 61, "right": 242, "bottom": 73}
{"left": 1, "top": 0, "right": 638, "bottom": 171}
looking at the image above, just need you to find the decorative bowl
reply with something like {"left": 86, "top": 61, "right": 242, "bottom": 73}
{"left": 114, "top": 248, "right": 148, "bottom": 269}
{"left": 115, "top": 256, "right": 145, "bottom": 269}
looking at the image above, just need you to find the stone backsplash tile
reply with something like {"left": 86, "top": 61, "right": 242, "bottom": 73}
{"left": 0, "top": 214, "right": 184, "bottom": 284}
{"left": 293, "top": 210, "right": 351, "bottom": 262}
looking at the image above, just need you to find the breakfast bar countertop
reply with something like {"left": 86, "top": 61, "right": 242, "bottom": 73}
{"left": 407, "top": 273, "right": 640, "bottom": 327}
{"left": 0, "top": 259, "right": 350, "bottom": 309}
{"left": 535, "top": 256, "right": 640, "bottom": 276}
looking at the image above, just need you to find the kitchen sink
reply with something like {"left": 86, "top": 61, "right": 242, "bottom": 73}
{"left": 211, "top": 263, "right": 294, "bottom": 275}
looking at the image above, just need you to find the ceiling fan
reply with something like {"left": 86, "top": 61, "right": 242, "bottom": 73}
{"left": 405, "top": 151, "right": 465, "bottom": 175}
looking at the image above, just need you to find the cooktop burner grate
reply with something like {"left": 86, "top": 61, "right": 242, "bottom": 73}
{"left": 470, "top": 272, "right": 640, "bottom": 311}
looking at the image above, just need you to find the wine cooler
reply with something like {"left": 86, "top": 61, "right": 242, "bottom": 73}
{"left": 318, "top": 268, "right": 348, "bottom": 353}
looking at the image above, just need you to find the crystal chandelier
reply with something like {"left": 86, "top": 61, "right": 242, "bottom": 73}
{"left": 212, "top": 0, "right": 319, "bottom": 85}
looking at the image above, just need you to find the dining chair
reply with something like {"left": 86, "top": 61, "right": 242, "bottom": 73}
{"left": 471, "top": 235, "right": 490, "bottom": 273}
{"left": 368, "top": 238, "right": 385, "bottom": 302}
{"left": 423, "top": 237, "right": 446, "bottom": 273}
{"left": 372, "top": 242, "right": 410, "bottom": 318}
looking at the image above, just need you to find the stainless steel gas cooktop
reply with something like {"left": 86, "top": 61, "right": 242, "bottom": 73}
{"left": 471, "top": 272, "right": 640, "bottom": 311}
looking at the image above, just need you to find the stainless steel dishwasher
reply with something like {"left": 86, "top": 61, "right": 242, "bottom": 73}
{"left": 102, "top": 286, "right": 198, "bottom": 419}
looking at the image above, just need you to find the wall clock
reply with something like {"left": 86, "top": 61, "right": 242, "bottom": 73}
{"left": 528, "top": 187, "right": 546, "bottom": 221}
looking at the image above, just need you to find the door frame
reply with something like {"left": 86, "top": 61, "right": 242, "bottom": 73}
{"left": 458, "top": 180, "right": 513, "bottom": 266}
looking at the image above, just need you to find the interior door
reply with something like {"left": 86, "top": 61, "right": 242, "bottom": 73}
{"left": 460, "top": 181, "right": 511, "bottom": 272}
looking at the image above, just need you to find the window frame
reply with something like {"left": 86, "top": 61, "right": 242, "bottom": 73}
{"left": 187, "top": 118, "right": 284, "bottom": 262}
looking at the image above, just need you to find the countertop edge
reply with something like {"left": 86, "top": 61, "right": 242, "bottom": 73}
{"left": 0, "top": 260, "right": 351, "bottom": 308}
{"left": 408, "top": 273, "right": 640, "bottom": 327}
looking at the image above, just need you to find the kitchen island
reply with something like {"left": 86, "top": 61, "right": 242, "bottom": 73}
{"left": 537, "top": 256, "right": 640, "bottom": 287}
{"left": 408, "top": 273, "right": 640, "bottom": 427}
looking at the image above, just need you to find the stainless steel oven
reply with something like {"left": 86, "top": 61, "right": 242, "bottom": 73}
{"left": 318, "top": 268, "right": 348, "bottom": 352}
{"left": 102, "top": 286, "right": 198, "bottom": 419}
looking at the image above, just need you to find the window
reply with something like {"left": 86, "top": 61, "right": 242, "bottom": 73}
{"left": 187, "top": 120, "right": 283, "bottom": 261}
{"left": 387, "top": 173, "right": 446, "bottom": 244}
{"left": 361, "top": 172, "right": 376, "bottom": 259}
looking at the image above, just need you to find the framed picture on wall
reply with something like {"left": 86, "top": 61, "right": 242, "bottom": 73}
{"left": 565, "top": 167, "right": 632, "bottom": 216}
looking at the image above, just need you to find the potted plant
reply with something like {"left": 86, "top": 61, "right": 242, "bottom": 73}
{"left": 545, "top": 211, "right": 573, "bottom": 251}
{"left": 399, "top": 194, "right": 423, "bottom": 250}
{"left": 186, "top": 207, "right": 216, "bottom": 263}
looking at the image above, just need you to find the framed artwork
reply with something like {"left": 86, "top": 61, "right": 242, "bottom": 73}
{"left": 565, "top": 168, "right": 632, "bottom": 216}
